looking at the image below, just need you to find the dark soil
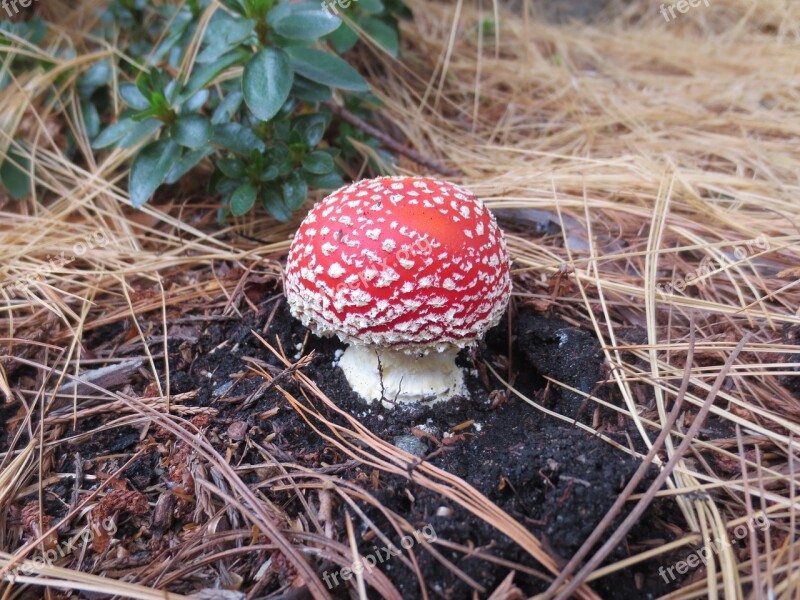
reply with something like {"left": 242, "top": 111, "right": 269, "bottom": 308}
{"left": 3, "top": 293, "right": 688, "bottom": 599}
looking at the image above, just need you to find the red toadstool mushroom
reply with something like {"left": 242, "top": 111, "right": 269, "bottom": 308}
{"left": 284, "top": 176, "right": 511, "bottom": 407}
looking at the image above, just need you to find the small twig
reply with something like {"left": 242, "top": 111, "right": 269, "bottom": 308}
{"left": 324, "top": 101, "right": 461, "bottom": 177}
{"left": 345, "top": 511, "right": 368, "bottom": 600}
{"left": 69, "top": 452, "right": 83, "bottom": 516}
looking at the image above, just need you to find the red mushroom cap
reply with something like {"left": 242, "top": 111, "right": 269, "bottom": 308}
{"left": 284, "top": 176, "right": 511, "bottom": 352}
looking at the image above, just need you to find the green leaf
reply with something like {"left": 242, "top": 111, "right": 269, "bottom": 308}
{"left": 230, "top": 182, "right": 257, "bottom": 215}
{"left": 197, "top": 11, "right": 256, "bottom": 64}
{"left": 319, "top": 147, "right": 341, "bottom": 158}
{"left": 276, "top": 97, "right": 298, "bottom": 120}
{"left": 0, "top": 16, "right": 47, "bottom": 45}
{"left": 212, "top": 91, "right": 243, "bottom": 124}
{"left": 217, "top": 157, "right": 245, "bottom": 179}
{"left": 294, "top": 113, "right": 331, "bottom": 146}
{"left": 182, "top": 89, "right": 209, "bottom": 112}
{"left": 267, "top": 0, "right": 325, "bottom": 24}
{"left": 302, "top": 150, "right": 334, "bottom": 175}
{"left": 305, "top": 171, "right": 344, "bottom": 189}
{"left": 361, "top": 17, "right": 399, "bottom": 57}
{"left": 327, "top": 22, "right": 358, "bottom": 54}
{"left": 304, "top": 121, "right": 326, "bottom": 147}
{"left": 289, "top": 129, "right": 304, "bottom": 147}
{"left": 145, "top": 69, "right": 168, "bottom": 96}
{"left": 244, "top": 0, "right": 274, "bottom": 19}
{"left": 386, "top": 0, "right": 413, "bottom": 19}
{"left": 259, "top": 165, "right": 279, "bottom": 181}
{"left": 0, "top": 147, "right": 31, "bottom": 199}
{"left": 165, "top": 147, "right": 212, "bottom": 184}
{"left": 265, "top": 1, "right": 291, "bottom": 26}
{"left": 284, "top": 47, "right": 369, "bottom": 91}
{"left": 217, "top": 0, "right": 247, "bottom": 15}
{"left": 150, "top": 7, "right": 195, "bottom": 65}
{"left": 291, "top": 76, "right": 332, "bottom": 103}
{"left": 120, "top": 83, "right": 151, "bottom": 110}
{"left": 272, "top": 120, "right": 291, "bottom": 142}
{"left": 359, "top": 0, "right": 385, "bottom": 14}
{"left": 80, "top": 100, "right": 101, "bottom": 140}
{"left": 215, "top": 177, "right": 239, "bottom": 195}
{"left": 243, "top": 48, "right": 294, "bottom": 122}
{"left": 77, "top": 60, "right": 112, "bottom": 97}
{"left": 171, "top": 114, "right": 212, "bottom": 148}
{"left": 262, "top": 185, "right": 291, "bottom": 221}
{"left": 129, "top": 138, "right": 181, "bottom": 208}
{"left": 182, "top": 50, "right": 249, "bottom": 100}
{"left": 271, "top": 9, "right": 341, "bottom": 40}
{"left": 282, "top": 170, "right": 308, "bottom": 210}
{"left": 211, "top": 123, "right": 266, "bottom": 154}
{"left": 268, "top": 142, "right": 293, "bottom": 176}
{"left": 163, "top": 80, "right": 180, "bottom": 106}
{"left": 93, "top": 118, "right": 139, "bottom": 149}
{"left": 119, "top": 119, "right": 163, "bottom": 148}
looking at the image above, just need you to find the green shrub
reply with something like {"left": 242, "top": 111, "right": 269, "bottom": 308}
{"left": 0, "top": 0, "right": 410, "bottom": 221}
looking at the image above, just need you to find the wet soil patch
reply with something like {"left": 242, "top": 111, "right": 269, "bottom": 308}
{"left": 3, "top": 296, "right": 684, "bottom": 599}
{"left": 181, "top": 299, "right": 679, "bottom": 597}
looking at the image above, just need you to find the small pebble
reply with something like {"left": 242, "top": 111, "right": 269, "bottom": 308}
{"left": 227, "top": 421, "right": 248, "bottom": 441}
{"left": 212, "top": 380, "right": 234, "bottom": 397}
{"left": 415, "top": 422, "right": 441, "bottom": 438}
{"left": 393, "top": 435, "right": 426, "bottom": 457}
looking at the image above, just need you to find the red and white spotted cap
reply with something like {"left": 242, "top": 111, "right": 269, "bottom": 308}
{"left": 284, "top": 176, "right": 511, "bottom": 353}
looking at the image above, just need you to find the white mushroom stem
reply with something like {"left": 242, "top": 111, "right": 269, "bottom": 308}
{"left": 338, "top": 344, "right": 466, "bottom": 408}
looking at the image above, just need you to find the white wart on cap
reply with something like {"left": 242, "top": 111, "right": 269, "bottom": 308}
{"left": 284, "top": 176, "right": 511, "bottom": 406}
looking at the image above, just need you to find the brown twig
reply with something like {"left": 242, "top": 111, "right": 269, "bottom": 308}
{"left": 323, "top": 101, "right": 461, "bottom": 177}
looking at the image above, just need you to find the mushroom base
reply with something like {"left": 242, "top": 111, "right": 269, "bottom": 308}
{"left": 338, "top": 345, "right": 466, "bottom": 408}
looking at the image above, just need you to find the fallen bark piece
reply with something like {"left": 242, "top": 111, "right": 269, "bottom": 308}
{"left": 57, "top": 358, "right": 144, "bottom": 396}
